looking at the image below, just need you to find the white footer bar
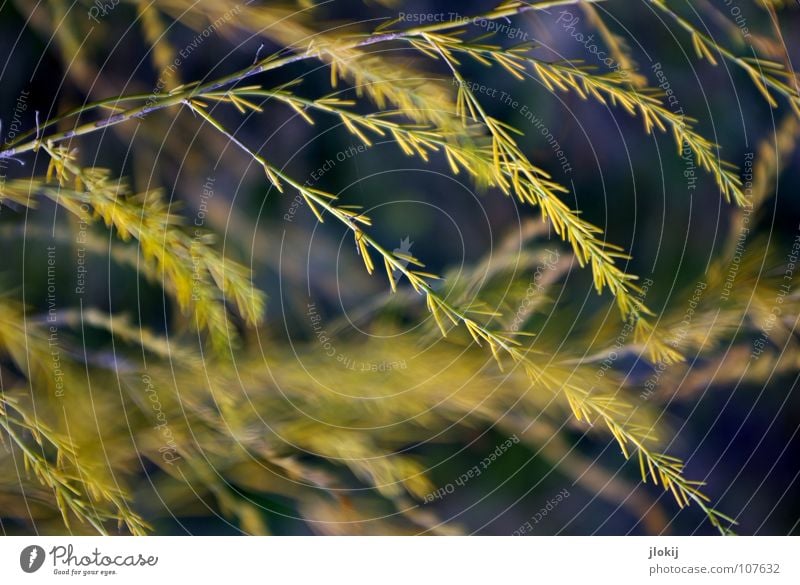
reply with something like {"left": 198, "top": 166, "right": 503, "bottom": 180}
{"left": 1, "top": 536, "right": 797, "bottom": 583}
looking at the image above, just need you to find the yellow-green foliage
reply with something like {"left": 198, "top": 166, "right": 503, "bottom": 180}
{"left": 1, "top": 0, "right": 799, "bottom": 534}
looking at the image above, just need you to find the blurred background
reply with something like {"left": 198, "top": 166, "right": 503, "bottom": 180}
{"left": 1, "top": 0, "right": 799, "bottom": 535}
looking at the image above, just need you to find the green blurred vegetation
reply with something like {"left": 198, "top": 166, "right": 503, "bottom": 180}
{"left": 1, "top": 0, "right": 799, "bottom": 535}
